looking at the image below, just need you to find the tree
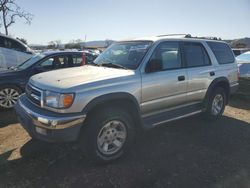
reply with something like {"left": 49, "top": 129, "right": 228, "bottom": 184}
{"left": 235, "top": 43, "right": 247, "bottom": 48}
{"left": 47, "top": 40, "right": 62, "bottom": 49}
{"left": 65, "top": 43, "right": 81, "bottom": 49}
{"left": 65, "top": 39, "right": 83, "bottom": 49}
{"left": 0, "top": 0, "right": 33, "bottom": 35}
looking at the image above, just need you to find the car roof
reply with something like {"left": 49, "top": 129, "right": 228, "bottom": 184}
{"left": 41, "top": 51, "right": 84, "bottom": 56}
{"left": 0, "top": 33, "right": 30, "bottom": 49}
{"left": 122, "top": 34, "right": 227, "bottom": 44}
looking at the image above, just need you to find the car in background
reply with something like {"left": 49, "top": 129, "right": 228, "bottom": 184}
{"left": 0, "top": 51, "right": 96, "bottom": 109}
{"left": 232, "top": 48, "right": 250, "bottom": 56}
{"left": 236, "top": 51, "right": 250, "bottom": 96}
{"left": 236, "top": 51, "right": 250, "bottom": 78}
{"left": 0, "top": 34, "right": 34, "bottom": 69}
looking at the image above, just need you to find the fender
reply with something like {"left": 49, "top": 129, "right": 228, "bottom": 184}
{"left": 203, "top": 77, "right": 230, "bottom": 107}
{"left": 82, "top": 92, "right": 141, "bottom": 115}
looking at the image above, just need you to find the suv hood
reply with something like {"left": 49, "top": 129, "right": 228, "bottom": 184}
{"left": 30, "top": 65, "right": 136, "bottom": 91}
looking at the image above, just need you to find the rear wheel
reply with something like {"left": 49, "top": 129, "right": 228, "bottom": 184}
{"left": 78, "top": 107, "right": 135, "bottom": 163}
{"left": 0, "top": 85, "right": 21, "bottom": 109}
{"left": 204, "top": 88, "right": 226, "bottom": 120}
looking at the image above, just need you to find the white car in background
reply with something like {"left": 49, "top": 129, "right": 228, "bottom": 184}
{"left": 0, "top": 34, "right": 34, "bottom": 69}
{"left": 236, "top": 51, "right": 250, "bottom": 96}
{"left": 236, "top": 51, "right": 250, "bottom": 78}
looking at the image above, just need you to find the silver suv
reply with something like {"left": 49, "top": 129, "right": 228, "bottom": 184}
{"left": 15, "top": 34, "right": 239, "bottom": 162}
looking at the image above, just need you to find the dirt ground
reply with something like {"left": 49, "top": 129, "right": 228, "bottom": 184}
{"left": 0, "top": 96, "right": 250, "bottom": 188}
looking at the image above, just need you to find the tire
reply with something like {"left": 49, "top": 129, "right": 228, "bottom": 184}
{"left": 0, "top": 85, "right": 22, "bottom": 110}
{"left": 204, "top": 87, "right": 226, "bottom": 120}
{"left": 78, "top": 107, "right": 135, "bottom": 163}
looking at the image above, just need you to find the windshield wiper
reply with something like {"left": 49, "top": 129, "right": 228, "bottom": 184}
{"left": 100, "top": 62, "right": 128, "bottom": 70}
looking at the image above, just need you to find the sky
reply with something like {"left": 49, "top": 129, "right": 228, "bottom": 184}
{"left": 2, "top": 0, "right": 250, "bottom": 45}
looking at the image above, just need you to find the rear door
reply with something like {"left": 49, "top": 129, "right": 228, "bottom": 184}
{"left": 182, "top": 42, "right": 214, "bottom": 103}
{"left": 141, "top": 41, "right": 187, "bottom": 114}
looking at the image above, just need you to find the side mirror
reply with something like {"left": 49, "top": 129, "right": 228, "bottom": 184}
{"left": 145, "top": 59, "right": 162, "bottom": 73}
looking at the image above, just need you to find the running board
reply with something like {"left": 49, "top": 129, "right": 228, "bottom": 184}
{"left": 142, "top": 103, "right": 203, "bottom": 129}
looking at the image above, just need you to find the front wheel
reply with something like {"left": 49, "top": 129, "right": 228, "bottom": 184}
{"left": 78, "top": 107, "right": 135, "bottom": 163}
{"left": 0, "top": 85, "right": 21, "bottom": 109}
{"left": 204, "top": 88, "right": 226, "bottom": 120}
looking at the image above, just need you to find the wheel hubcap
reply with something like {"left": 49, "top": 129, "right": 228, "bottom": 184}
{"left": 0, "top": 88, "right": 20, "bottom": 108}
{"left": 211, "top": 94, "right": 223, "bottom": 115}
{"left": 97, "top": 120, "right": 127, "bottom": 155}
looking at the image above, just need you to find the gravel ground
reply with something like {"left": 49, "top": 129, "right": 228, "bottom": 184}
{"left": 0, "top": 96, "right": 250, "bottom": 188}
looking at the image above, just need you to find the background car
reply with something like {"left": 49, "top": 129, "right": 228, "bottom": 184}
{"left": 0, "top": 34, "right": 34, "bottom": 69}
{"left": 0, "top": 51, "right": 97, "bottom": 109}
{"left": 236, "top": 51, "right": 250, "bottom": 78}
{"left": 236, "top": 51, "right": 250, "bottom": 96}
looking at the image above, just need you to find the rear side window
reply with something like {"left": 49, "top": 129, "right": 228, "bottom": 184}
{"left": 183, "top": 42, "right": 211, "bottom": 67}
{"left": 72, "top": 54, "right": 83, "bottom": 66}
{"left": 207, "top": 42, "right": 235, "bottom": 64}
{"left": 0, "top": 37, "right": 26, "bottom": 52}
{"left": 11, "top": 40, "right": 26, "bottom": 52}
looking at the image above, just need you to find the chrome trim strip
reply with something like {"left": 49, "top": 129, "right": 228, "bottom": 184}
{"left": 142, "top": 102, "right": 201, "bottom": 118}
{"left": 152, "top": 110, "right": 202, "bottom": 127}
{"left": 230, "top": 82, "right": 239, "bottom": 87}
{"left": 18, "top": 99, "right": 86, "bottom": 130}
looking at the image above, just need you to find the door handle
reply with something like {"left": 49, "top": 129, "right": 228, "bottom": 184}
{"left": 210, "top": 71, "right": 215, "bottom": 76}
{"left": 178, "top": 75, "right": 185, "bottom": 81}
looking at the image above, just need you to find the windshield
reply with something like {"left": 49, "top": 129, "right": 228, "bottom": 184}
{"left": 94, "top": 41, "right": 152, "bottom": 70}
{"left": 17, "top": 54, "right": 45, "bottom": 70}
{"left": 236, "top": 53, "right": 250, "bottom": 62}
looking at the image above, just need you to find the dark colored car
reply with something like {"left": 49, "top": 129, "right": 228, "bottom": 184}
{"left": 0, "top": 51, "right": 97, "bottom": 109}
{"left": 236, "top": 51, "right": 250, "bottom": 96}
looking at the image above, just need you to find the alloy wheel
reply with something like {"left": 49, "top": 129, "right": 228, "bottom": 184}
{"left": 0, "top": 88, "right": 20, "bottom": 108}
{"left": 97, "top": 120, "right": 127, "bottom": 155}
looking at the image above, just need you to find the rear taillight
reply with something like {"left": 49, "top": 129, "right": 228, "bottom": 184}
{"left": 82, "top": 52, "right": 86, "bottom": 65}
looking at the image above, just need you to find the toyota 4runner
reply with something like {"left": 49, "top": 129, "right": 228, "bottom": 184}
{"left": 15, "top": 34, "right": 239, "bottom": 162}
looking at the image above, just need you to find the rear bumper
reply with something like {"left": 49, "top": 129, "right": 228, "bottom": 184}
{"left": 15, "top": 94, "right": 86, "bottom": 142}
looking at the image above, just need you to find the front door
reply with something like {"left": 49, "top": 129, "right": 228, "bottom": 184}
{"left": 141, "top": 41, "right": 187, "bottom": 115}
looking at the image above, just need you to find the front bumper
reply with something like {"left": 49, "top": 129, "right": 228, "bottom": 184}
{"left": 15, "top": 94, "right": 86, "bottom": 142}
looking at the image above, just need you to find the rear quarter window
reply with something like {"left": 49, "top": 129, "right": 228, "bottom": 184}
{"left": 207, "top": 42, "right": 235, "bottom": 64}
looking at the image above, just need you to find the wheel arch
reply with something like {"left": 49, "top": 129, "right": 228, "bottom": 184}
{"left": 204, "top": 77, "right": 230, "bottom": 108}
{"left": 82, "top": 92, "right": 143, "bottom": 129}
{"left": 0, "top": 83, "right": 23, "bottom": 92}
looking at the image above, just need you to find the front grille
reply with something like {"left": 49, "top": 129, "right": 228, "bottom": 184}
{"left": 26, "top": 84, "right": 42, "bottom": 106}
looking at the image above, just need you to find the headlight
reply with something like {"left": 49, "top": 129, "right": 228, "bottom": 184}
{"left": 44, "top": 91, "right": 74, "bottom": 108}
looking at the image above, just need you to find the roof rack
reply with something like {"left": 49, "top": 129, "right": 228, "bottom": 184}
{"left": 184, "top": 35, "right": 222, "bottom": 40}
{"left": 156, "top": 34, "right": 221, "bottom": 40}
{"left": 157, "top": 34, "right": 191, "bottom": 38}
